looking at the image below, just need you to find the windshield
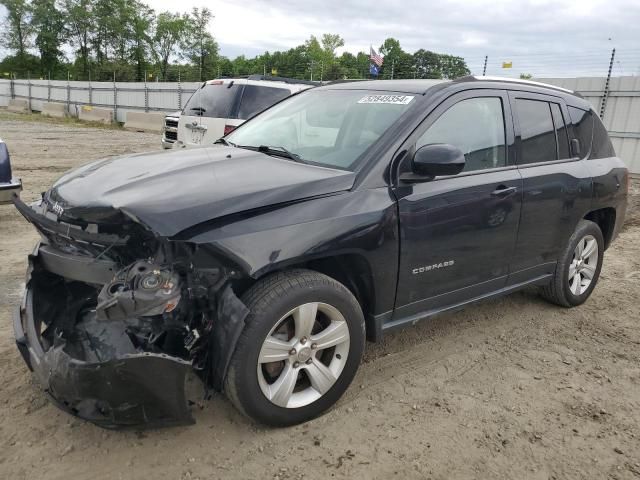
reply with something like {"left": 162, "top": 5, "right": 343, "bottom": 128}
{"left": 225, "top": 89, "right": 416, "bottom": 170}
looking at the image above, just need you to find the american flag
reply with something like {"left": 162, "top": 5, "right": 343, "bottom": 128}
{"left": 370, "top": 47, "right": 383, "bottom": 67}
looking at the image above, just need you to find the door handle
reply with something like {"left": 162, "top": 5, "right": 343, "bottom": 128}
{"left": 491, "top": 185, "right": 517, "bottom": 197}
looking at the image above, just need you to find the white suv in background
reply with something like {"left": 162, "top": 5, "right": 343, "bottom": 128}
{"left": 162, "top": 75, "right": 317, "bottom": 148}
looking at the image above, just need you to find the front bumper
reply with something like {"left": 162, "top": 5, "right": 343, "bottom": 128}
{"left": 0, "top": 178, "right": 22, "bottom": 204}
{"left": 13, "top": 252, "right": 195, "bottom": 429}
{"left": 161, "top": 136, "right": 176, "bottom": 149}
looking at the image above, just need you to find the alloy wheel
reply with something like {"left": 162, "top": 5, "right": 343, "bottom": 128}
{"left": 256, "top": 302, "right": 350, "bottom": 408}
{"left": 568, "top": 234, "right": 599, "bottom": 296}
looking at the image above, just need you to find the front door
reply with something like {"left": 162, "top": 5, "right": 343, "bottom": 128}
{"left": 393, "top": 90, "right": 523, "bottom": 320}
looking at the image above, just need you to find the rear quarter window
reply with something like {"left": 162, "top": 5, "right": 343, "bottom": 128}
{"left": 238, "top": 85, "right": 291, "bottom": 119}
{"left": 568, "top": 106, "right": 594, "bottom": 158}
{"left": 591, "top": 113, "right": 616, "bottom": 159}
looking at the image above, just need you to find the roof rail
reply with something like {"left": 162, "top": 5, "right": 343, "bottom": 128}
{"left": 323, "top": 79, "right": 368, "bottom": 86}
{"left": 246, "top": 75, "right": 321, "bottom": 86}
{"left": 458, "top": 75, "right": 575, "bottom": 95}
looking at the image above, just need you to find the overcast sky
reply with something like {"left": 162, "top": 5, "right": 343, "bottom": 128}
{"left": 145, "top": 0, "right": 640, "bottom": 76}
{"left": 2, "top": 0, "right": 639, "bottom": 76}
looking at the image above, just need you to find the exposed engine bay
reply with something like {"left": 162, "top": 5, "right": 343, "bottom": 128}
{"left": 13, "top": 195, "right": 250, "bottom": 428}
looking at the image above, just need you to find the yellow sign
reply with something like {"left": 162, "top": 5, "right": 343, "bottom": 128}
{"left": 502, "top": 61, "right": 513, "bottom": 69}
{"left": 271, "top": 68, "right": 278, "bottom": 76}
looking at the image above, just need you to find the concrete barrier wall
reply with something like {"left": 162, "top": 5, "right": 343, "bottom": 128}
{"left": 0, "top": 79, "right": 198, "bottom": 122}
{"left": 124, "top": 111, "right": 166, "bottom": 132}
{"left": 7, "top": 98, "right": 30, "bottom": 113}
{"left": 78, "top": 105, "right": 113, "bottom": 124}
{"left": 41, "top": 102, "right": 67, "bottom": 118}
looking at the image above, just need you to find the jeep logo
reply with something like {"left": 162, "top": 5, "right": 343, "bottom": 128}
{"left": 51, "top": 202, "right": 64, "bottom": 216}
{"left": 412, "top": 260, "right": 455, "bottom": 275}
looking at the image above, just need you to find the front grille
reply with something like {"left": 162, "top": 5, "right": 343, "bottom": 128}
{"left": 165, "top": 118, "right": 178, "bottom": 128}
{"left": 165, "top": 131, "right": 178, "bottom": 141}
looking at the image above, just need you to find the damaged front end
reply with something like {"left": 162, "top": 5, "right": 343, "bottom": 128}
{"left": 13, "top": 195, "right": 249, "bottom": 429}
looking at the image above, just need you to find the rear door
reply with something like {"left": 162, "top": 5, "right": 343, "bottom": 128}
{"left": 508, "top": 92, "right": 592, "bottom": 284}
{"left": 393, "top": 90, "right": 523, "bottom": 319}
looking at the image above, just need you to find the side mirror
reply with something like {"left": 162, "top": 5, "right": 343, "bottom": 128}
{"left": 412, "top": 143, "right": 466, "bottom": 177}
{"left": 570, "top": 138, "right": 581, "bottom": 158}
{"left": 0, "top": 140, "right": 22, "bottom": 205}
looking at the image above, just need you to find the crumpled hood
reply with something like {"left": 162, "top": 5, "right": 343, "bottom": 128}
{"left": 48, "top": 146, "right": 355, "bottom": 237}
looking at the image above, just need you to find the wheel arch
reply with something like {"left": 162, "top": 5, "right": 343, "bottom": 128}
{"left": 584, "top": 207, "right": 616, "bottom": 249}
{"left": 251, "top": 253, "right": 380, "bottom": 342}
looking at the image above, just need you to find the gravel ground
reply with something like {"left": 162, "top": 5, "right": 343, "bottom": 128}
{"left": 0, "top": 112, "right": 639, "bottom": 480}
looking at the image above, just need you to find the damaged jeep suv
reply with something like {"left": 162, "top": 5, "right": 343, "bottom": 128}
{"left": 7, "top": 77, "right": 628, "bottom": 428}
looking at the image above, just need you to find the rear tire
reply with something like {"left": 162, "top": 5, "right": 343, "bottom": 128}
{"left": 224, "top": 269, "right": 365, "bottom": 426}
{"left": 541, "top": 219, "right": 604, "bottom": 307}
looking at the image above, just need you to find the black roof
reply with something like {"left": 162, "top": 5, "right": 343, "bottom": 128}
{"left": 319, "top": 76, "right": 580, "bottom": 98}
{"left": 319, "top": 79, "right": 447, "bottom": 94}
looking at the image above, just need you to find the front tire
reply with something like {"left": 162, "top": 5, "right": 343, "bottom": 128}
{"left": 541, "top": 219, "right": 604, "bottom": 307}
{"left": 224, "top": 270, "right": 365, "bottom": 426}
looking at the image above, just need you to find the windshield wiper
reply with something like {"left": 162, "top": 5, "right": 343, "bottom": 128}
{"left": 256, "top": 145, "right": 305, "bottom": 163}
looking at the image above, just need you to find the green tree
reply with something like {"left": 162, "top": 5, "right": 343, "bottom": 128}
{"left": 412, "top": 49, "right": 441, "bottom": 79}
{"left": 321, "top": 33, "right": 344, "bottom": 58}
{"left": 303, "top": 35, "right": 323, "bottom": 80}
{"left": 336, "top": 51, "right": 360, "bottom": 78}
{"left": 268, "top": 45, "right": 308, "bottom": 79}
{"left": 217, "top": 56, "right": 234, "bottom": 77}
{"left": 411, "top": 50, "right": 469, "bottom": 79}
{"left": 151, "top": 12, "right": 188, "bottom": 80}
{"left": 378, "top": 37, "right": 414, "bottom": 79}
{"left": 31, "top": 0, "right": 66, "bottom": 77}
{"left": 0, "top": 53, "right": 40, "bottom": 76}
{"left": 63, "top": 0, "right": 93, "bottom": 78}
{"left": 232, "top": 54, "right": 258, "bottom": 75}
{"left": 320, "top": 33, "right": 344, "bottom": 80}
{"left": 437, "top": 53, "right": 470, "bottom": 79}
{"left": 91, "top": 0, "right": 115, "bottom": 64}
{"left": 0, "top": 0, "right": 33, "bottom": 70}
{"left": 182, "top": 7, "right": 218, "bottom": 81}
{"left": 129, "top": 1, "right": 154, "bottom": 81}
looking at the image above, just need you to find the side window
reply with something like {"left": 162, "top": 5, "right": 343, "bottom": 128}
{"left": 515, "top": 99, "right": 557, "bottom": 164}
{"left": 416, "top": 97, "right": 507, "bottom": 173}
{"left": 238, "top": 86, "right": 291, "bottom": 119}
{"left": 568, "top": 106, "right": 594, "bottom": 158}
{"left": 591, "top": 114, "right": 615, "bottom": 159}
{"left": 550, "top": 103, "right": 571, "bottom": 159}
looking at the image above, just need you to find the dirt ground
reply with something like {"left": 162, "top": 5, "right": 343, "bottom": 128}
{"left": 0, "top": 111, "right": 639, "bottom": 480}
